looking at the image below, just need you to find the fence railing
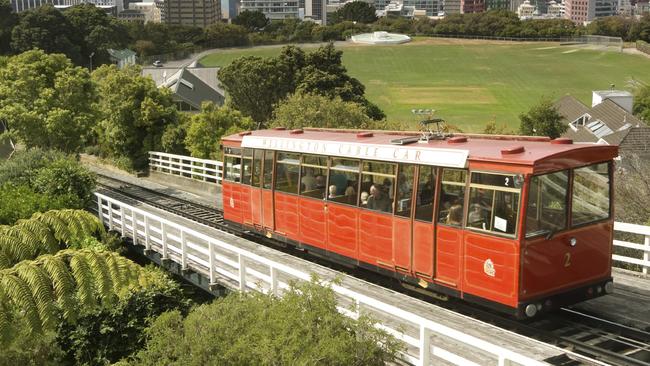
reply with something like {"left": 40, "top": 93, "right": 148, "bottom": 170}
{"left": 147, "top": 151, "right": 649, "bottom": 275}
{"left": 96, "top": 192, "right": 548, "bottom": 366}
{"left": 148, "top": 151, "right": 222, "bottom": 184}
{"left": 613, "top": 222, "right": 650, "bottom": 275}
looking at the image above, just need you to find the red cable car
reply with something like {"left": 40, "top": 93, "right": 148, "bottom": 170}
{"left": 221, "top": 128, "right": 617, "bottom": 318}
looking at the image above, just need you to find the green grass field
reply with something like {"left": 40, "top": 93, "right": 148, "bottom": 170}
{"left": 200, "top": 40, "right": 650, "bottom": 132}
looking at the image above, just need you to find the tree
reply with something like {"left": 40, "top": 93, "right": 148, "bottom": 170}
{"left": 271, "top": 93, "right": 372, "bottom": 129}
{"left": 63, "top": 4, "right": 129, "bottom": 67}
{"left": 633, "top": 83, "right": 650, "bottom": 123}
{"left": 219, "top": 56, "right": 294, "bottom": 124}
{"left": 131, "top": 278, "right": 402, "bottom": 365}
{"left": 0, "top": 50, "right": 97, "bottom": 152}
{"left": 219, "top": 44, "right": 385, "bottom": 124}
{"left": 0, "top": 0, "right": 17, "bottom": 55}
{"left": 519, "top": 98, "right": 567, "bottom": 139}
{"left": 92, "top": 64, "right": 179, "bottom": 170}
{"left": 10, "top": 5, "right": 81, "bottom": 63}
{"left": 32, "top": 158, "right": 96, "bottom": 206}
{"left": 185, "top": 102, "right": 254, "bottom": 159}
{"left": 330, "top": 1, "right": 377, "bottom": 24}
{"left": 203, "top": 23, "right": 249, "bottom": 48}
{"left": 233, "top": 10, "right": 269, "bottom": 32}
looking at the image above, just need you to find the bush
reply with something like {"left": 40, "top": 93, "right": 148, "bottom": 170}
{"left": 131, "top": 278, "right": 402, "bottom": 365}
{"left": 32, "top": 158, "right": 96, "bottom": 205}
{"left": 0, "top": 184, "right": 80, "bottom": 225}
{"left": 55, "top": 268, "right": 193, "bottom": 366}
{"left": 0, "top": 148, "right": 67, "bottom": 187}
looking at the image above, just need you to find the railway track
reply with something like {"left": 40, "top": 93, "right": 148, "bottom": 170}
{"left": 94, "top": 174, "right": 650, "bottom": 366}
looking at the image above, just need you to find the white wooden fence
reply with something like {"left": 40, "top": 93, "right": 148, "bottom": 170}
{"left": 96, "top": 192, "right": 549, "bottom": 366}
{"left": 613, "top": 222, "right": 650, "bottom": 275}
{"left": 148, "top": 151, "right": 223, "bottom": 184}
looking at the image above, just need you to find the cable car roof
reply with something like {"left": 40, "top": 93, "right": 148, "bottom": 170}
{"left": 223, "top": 128, "right": 618, "bottom": 171}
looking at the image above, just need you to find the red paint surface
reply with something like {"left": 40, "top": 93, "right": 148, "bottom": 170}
{"left": 393, "top": 217, "right": 412, "bottom": 272}
{"left": 262, "top": 190, "right": 274, "bottom": 230}
{"left": 435, "top": 225, "right": 463, "bottom": 288}
{"left": 298, "top": 197, "right": 327, "bottom": 249}
{"left": 521, "top": 222, "right": 612, "bottom": 300}
{"left": 274, "top": 192, "right": 299, "bottom": 238}
{"left": 326, "top": 203, "right": 358, "bottom": 259}
{"left": 358, "top": 210, "right": 393, "bottom": 267}
{"left": 463, "top": 231, "right": 519, "bottom": 306}
{"left": 413, "top": 221, "right": 434, "bottom": 278}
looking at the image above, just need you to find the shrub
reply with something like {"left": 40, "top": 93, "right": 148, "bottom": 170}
{"left": 32, "top": 158, "right": 96, "bottom": 205}
{"left": 0, "top": 184, "right": 80, "bottom": 225}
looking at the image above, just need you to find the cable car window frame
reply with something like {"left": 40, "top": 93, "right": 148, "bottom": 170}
{"left": 359, "top": 160, "right": 397, "bottom": 214}
{"left": 300, "top": 154, "right": 328, "bottom": 199}
{"left": 414, "top": 165, "right": 437, "bottom": 223}
{"left": 570, "top": 161, "right": 612, "bottom": 228}
{"left": 274, "top": 152, "right": 301, "bottom": 194}
{"left": 525, "top": 170, "right": 569, "bottom": 239}
{"left": 437, "top": 168, "right": 467, "bottom": 227}
{"left": 241, "top": 148, "right": 253, "bottom": 185}
{"left": 327, "top": 157, "right": 360, "bottom": 206}
{"left": 223, "top": 147, "right": 242, "bottom": 183}
{"left": 465, "top": 171, "right": 522, "bottom": 238}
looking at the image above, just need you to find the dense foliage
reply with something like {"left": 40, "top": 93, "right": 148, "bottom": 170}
{"left": 519, "top": 98, "right": 567, "bottom": 139}
{"left": 0, "top": 50, "right": 96, "bottom": 152}
{"left": 219, "top": 44, "right": 384, "bottom": 125}
{"left": 329, "top": 2, "right": 377, "bottom": 24}
{"left": 131, "top": 279, "right": 402, "bottom": 365}
{"left": 271, "top": 93, "right": 373, "bottom": 129}
{"left": 233, "top": 10, "right": 269, "bottom": 32}
{"left": 185, "top": 102, "right": 255, "bottom": 159}
{"left": 0, "top": 150, "right": 96, "bottom": 224}
{"left": 633, "top": 83, "right": 650, "bottom": 123}
{"left": 92, "top": 64, "right": 179, "bottom": 171}
{"left": 56, "top": 269, "right": 192, "bottom": 365}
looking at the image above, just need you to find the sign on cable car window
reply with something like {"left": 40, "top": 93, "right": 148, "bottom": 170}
{"left": 466, "top": 172, "right": 521, "bottom": 237}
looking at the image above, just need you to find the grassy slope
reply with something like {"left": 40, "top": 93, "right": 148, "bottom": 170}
{"left": 200, "top": 40, "right": 650, "bottom": 132}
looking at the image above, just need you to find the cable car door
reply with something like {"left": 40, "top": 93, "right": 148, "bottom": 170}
{"left": 261, "top": 150, "right": 274, "bottom": 231}
{"left": 411, "top": 165, "right": 438, "bottom": 279}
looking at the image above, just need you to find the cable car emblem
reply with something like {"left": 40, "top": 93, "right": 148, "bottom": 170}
{"left": 483, "top": 259, "right": 496, "bottom": 277}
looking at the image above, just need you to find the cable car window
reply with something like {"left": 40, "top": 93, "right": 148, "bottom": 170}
{"left": 572, "top": 162, "right": 610, "bottom": 226}
{"left": 275, "top": 152, "right": 300, "bottom": 194}
{"left": 328, "top": 158, "right": 360, "bottom": 206}
{"left": 223, "top": 148, "right": 241, "bottom": 183}
{"left": 262, "top": 150, "right": 274, "bottom": 189}
{"left": 252, "top": 149, "right": 263, "bottom": 187}
{"left": 241, "top": 148, "right": 253, "bottom": 185}
{"left": 301, "top": 154, "right": 327, "bottom": 199}
{"left": 437, "top": 169, "right": 467, "bottom": 227}
{"left": 395, "top": 165, "right": 415, "bottom": 218}
{"left": 360, "top": 161, "right": 396, "bottom": 214}
{"left": 415, "top": 166, "right": 436, "bottom": 222}
{"left": 466, "top": 172, "right": 520, "bottom": 236}
{"left": 525, "top": 171, "right": 568, "bottom": 238}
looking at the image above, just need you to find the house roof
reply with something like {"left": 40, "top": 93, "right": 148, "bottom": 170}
{"left": 142, "top": 66, "right": 224, "bottom": 109}
{"left": 555, "top": 95, "right": 645, "bottom": 148}
{"left": 107, "top": 48, "right": 137, "bottom": 60}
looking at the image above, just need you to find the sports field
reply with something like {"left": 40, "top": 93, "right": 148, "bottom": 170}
{"left": 200, "top": 39, "right": 650, "bottom": 132}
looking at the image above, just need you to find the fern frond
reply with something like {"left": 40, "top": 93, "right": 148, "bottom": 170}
{"left": 0, "top": 287, "right": 11, "bottom": 342}
{"left": 40, "top": 255, "right": 78, "bottom": 323}
{"left": 0, "top": 227, "right": 40, "bottom": 262}
{"left": 0, "top": 273, "right": 42, "bottom": 334}
{"left": 14, "top": 262, "right": 58, "bottom": 330}
{"left": 85, "top": 251, "right": 115, "bottom": 307}
{"left": 0, "top": 249, "right": 11, "bottom": 270}
{"left": 67, "top": 251, "right": 97, "bottom": 310}
{"left": 32, "top": 211, "right": 73, "bottom": 244}
{"left": 15, "top": 219, "right": 58, "bottom": 253}
{"left": 105, "top": 252, "right": 125, "bottom": 294}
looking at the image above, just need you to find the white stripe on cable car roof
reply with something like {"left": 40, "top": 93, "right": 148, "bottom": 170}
{"left": 241, "top": 136, "right": 469, "bottom": 168}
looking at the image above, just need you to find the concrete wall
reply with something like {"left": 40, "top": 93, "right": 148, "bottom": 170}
{"left": 149, "top": 170, "right": 221, "bottom": 199}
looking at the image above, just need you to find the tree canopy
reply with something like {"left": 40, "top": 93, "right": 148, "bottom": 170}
{"left": 271, "top": 93, "right": 372, "bottom": 130}
{"left": 131, "top": 278, "right": 402, "bottom": 365}
{"left": 330, "top": 1, "right": 377, "bottom": 24}
{"left": 519, "top": 98, "right": 567, "bottom": 139}
{"left": 233, "top": 10, "right": 269, "bottom": 32}
{"left": 92, "top": 64, "right": 179, "bottom": 170}
{"left": 633, "top": 83, "right": 650, "bottom": 123}
{"left": 0, "top": 50, "right": 97, "bottom": 152}
{"left": 185, "top": 102, "right": 255, "bottom": 160}
{"left": 219, "top": 44, "right": 385, "bottom": 125}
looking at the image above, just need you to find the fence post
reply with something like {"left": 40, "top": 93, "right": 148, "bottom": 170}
{"left": 181, "top": 230, "right": 187, "bottom": 270}
{"left": 161, "top": 223, "right": 168, "bottom": 259}
{"left": 144, "top": 215, "right": 151, "bottom": 251}
{"left": 97, "top": 198, "right": 103, "bottom": 225}
{"left": 131, "top": 210, "right": 138, "bottom": 245}
{"left": 108, "top": 203, "right": 114, "bottom": 230}
{"left": 419, "top": 326, "right": 432, "bottom": 366}
{"left": 239, "top": 253, "right": 247, "bottom": 291}
{"left": 208, "top": 241, "right": 215, "bottom": 284}
{"left": 119, "top": 206, "right": 125, "bottom": 237}
{"left": 642, "top": 235, "right": 650, "bottom": 275}
{"left": 270, "top": 267, "right": 279, "bottom": 295}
